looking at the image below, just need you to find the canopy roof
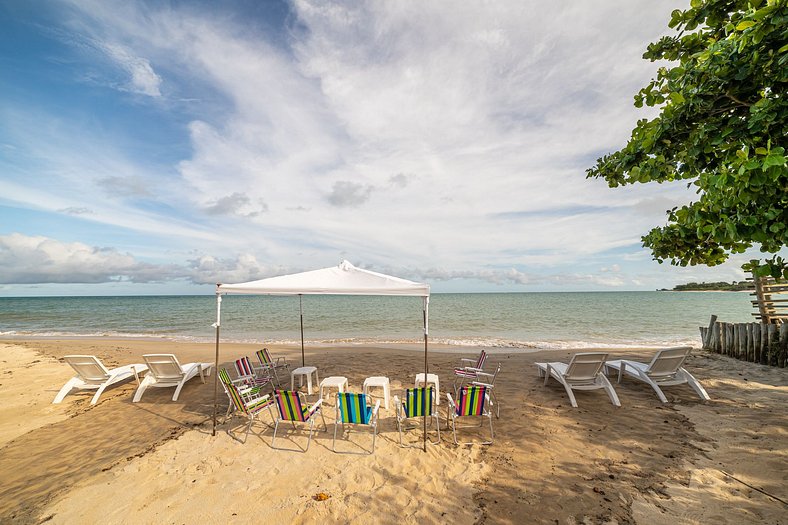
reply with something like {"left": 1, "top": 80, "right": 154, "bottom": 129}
{"left": 216, "top": 260, "right": 430, "bottom": 297}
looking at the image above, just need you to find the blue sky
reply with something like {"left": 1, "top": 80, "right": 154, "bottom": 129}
{"left": 0, "top": 0, "right": 765, "bottom": 296}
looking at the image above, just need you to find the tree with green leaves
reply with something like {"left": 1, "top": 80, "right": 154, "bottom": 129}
{"left": 587, "top": 0, "right": 787, "bottom": 278}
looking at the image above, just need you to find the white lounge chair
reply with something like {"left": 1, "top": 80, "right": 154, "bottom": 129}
{"left": 536, "top": 352, "right": 621, "bottom": 408}
{"left": 132, "top": 354, "right": 213, "bottom": 402}
{"left": 605, "top": 347, "right": 710, "bottom": 403}
{"left": 53, "top": 355, "right": 148, "bottom": 405}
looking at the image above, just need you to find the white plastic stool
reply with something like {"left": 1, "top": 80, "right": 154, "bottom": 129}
{"left": 291, "top": 366, "right": 319, "bottom": 395}
{"left": 414, "top": 372, "right": 440, "bottom": 405}
{"left": 320, "top": 376, "right": 348, "bottom": 400}
{"left": 363, "top": 376, "right": 391, "bottom": 410}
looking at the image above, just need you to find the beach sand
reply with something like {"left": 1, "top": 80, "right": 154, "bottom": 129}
{"left": 0, "top": 339, "right": 785, "bottom": 524}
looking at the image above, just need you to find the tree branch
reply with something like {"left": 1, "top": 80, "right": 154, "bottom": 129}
{"left": 725, "top": 91, "right": 753, "bottom": 107}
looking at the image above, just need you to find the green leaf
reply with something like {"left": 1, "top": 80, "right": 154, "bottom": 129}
{"left": 755, "top": 147, "right": 768, "bottom": 155}
{"left": 669, "top": 92, "right": 685, "bottom": 104}
{"left": 763, "top": 154, "right": 786, "bottom": 168}
{"left": 735, "top": 20, "right": 756, "bottom": 31}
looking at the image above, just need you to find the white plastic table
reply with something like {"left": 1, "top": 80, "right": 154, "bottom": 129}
{"left": 414, "top": 372, "right": 440, "bottom": 405}
{"left": 363, "top": 376, "right": 390, "bottom": 410}
{"left": 291, "top": 366, "right": 319, "bottom": 395}
{"left": 320, "top": 376, "right": 348, "bottom": 400}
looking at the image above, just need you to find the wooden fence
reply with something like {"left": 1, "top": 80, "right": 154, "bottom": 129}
{"left": 699, "top": 315, "right": 788, "bottom": 367}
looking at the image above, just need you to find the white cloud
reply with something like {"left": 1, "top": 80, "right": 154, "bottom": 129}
{"left": 0, "top": 233, "right": 174, "bottom": 283}
{"left": 100, "top": 42, "right": 162, "bottom": 97}
{"left": 10, "top": 0, "right": 751, "bottom": 292}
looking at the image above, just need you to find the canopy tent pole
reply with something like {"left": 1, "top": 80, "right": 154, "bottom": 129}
{"left": 211, "top": 292, "right": 222, "bottom": 437}
{"left": 299, "top": 294, "right": 305, "bottom": 367}
{"left": 423, "top": 296, "right": 429, "bottom": 452}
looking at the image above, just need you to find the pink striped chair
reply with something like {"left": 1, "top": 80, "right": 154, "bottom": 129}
{"left": 445, "top": 385, "right": 494, "bottom": 445}
{"left": 234, "top": 356, "right": 272, "bottom": 391}
{"left": 453, "top": 350, "right": 488, "bottom": 391}
{"left": 271, "top": 389, "right": 327, "bottom": 452}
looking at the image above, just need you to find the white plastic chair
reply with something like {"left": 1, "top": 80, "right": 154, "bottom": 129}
{"left": 605, "top": 347, "right": 710, "bottom": 403}
{"left": 53, "top": 355, "right": 147, "bottom": 405}
{"left": 536, "top": 352, "right": 620, "bottom": 408}
{"left": 132, "top": 354, "right": 213, "bottom": 402}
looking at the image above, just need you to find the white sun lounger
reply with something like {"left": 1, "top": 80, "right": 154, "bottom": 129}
{"left": 132, "top": 354, "right": 213, "bottom": 402}
{"left": 536, "top": 352, "right": 621, "bottom": 408}
{"left": 605, "top": 347, "right": 710, "bottom": 403}
{"left": 53, "top": 355, "right": 147, "bottom": 405}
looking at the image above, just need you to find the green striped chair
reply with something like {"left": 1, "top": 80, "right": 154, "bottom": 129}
{"left": 446, "top": 385, "right": 494, "bottom": 445}
{"left": 219, "top": 368, "right": 275, "bottom": 443}
{"left": 255, "top": 348, "right": 290, "bottom": 384}
{"left": 333, "top": 392, "right": 380, "bottom": 454}
{"left": 393, "top": 386, "right": 440, "bottom": 447}
{"left": 271, "top": 389, "right": 327, "bottom": 452}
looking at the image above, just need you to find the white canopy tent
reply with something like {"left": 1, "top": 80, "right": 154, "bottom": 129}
{"left": 212, "top": 260, "right": 432, "bottom": 449}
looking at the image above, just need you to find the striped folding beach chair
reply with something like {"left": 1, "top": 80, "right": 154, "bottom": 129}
{"left": 453, "top": 350, "right": 487, "bottom": 392}
{"left": 470, "top": 362, "right": 501, "bottom": 418}
{"left": 393, "top": 386, "right": 440, "bottom": 447}
{"left": 271, "top": 389, "right": 327, "bottom": 452}
{"left": 255, "top": 348, "right": 289, "bottom": 384}
{"left": 446, "top": 385, "right": 494, "bottom": 445}
{"left": 219, "top": 368, "right": 275, "bottom": 443}
{"left": 333, "top": 392, "right": 380, "bottom": 454}
{"left": 234, "top": 356, "right": 272, "bottom": 390}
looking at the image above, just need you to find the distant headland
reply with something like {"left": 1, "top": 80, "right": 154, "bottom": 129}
{"left": 659, "top": 281, "right": 754, "bottom": 292}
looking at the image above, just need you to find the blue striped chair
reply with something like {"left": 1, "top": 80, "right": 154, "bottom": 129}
{"left": 271, "top": 389, "right": 327, "bottom": 452}
{"left": 393, "top": 386, "right": 440, "bottom": 447}
{"left": 446, "top": 385, "right": 494, "bottom": 445}
{"left": 219, "top": 368, "right": 275, "bottom": 443}
{"left": 333, "top": 392, "right": 380, "bottom": 454}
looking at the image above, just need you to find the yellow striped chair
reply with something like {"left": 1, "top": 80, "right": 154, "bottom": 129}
{"left": 393, "top": 386, "right": 440, "bottom": 447}
{"left": 271, "top": 389, "right": 327, "bottom": 452}
{"left": 255, "top": 348, "right": 289, "bottom": 385}
{"left": 333, "top": 392, "right": 380, "bottom": 454}
{"left": 219, "top": 368, "right": 275, "bottom": 443}
{"left": 446, "top": 385, "right": 494, "bottom": 445}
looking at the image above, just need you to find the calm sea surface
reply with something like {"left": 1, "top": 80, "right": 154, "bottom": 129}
{"left": 0, "top": 292, "right": 754, "bottom": 350}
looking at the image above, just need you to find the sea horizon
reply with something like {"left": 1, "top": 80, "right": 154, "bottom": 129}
{"left": 0, "top": 291, "right": 755, "bottom": 350}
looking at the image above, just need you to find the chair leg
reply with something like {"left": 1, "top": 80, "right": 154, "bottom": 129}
{"left": 556, "top": 375, "right": 578, "bottom": 408}
{"left": 271, "top": 418, "right": 281, "bottom": 448}
{"left": 132, "top": 376, "right": 153, "bottom": 403}
{"left": 599, "top": 375, "right": 621, "bottom": 407}
{"left": 679, "top": 370, "right": 711, "bottom": 401}
{"left": 172, "top": 379, "right": 187, "bottom": 401}
{"left": 638, "top": 372, "right": 669, "bottom": 403}
{"left": 53, "top": 379, "right": 80, "bottom": 404}
{"left": 90, "top": 383, "right": 110, "bottom": 405}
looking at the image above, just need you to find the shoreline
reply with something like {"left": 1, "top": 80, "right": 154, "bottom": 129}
{"left": 1, "top": 338, "right": 785, "bottom": 524}
{"left": 0, "top": 334, "right": 704, "bottom": 353}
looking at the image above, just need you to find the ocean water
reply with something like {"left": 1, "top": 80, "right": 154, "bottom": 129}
{"left": 0, "top": 292, "right": 755, "bottom": 350}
